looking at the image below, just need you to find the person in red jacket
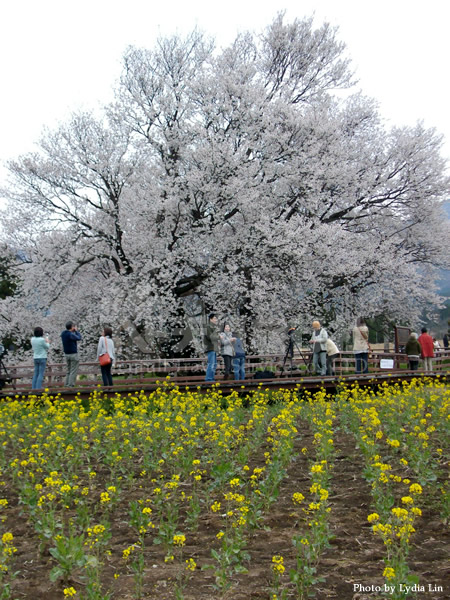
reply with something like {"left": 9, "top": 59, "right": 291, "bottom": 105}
{"left": 418, "top": 327, "right": 434, "bottom": 372}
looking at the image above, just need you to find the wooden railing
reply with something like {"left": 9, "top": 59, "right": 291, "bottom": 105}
{"left": 1, "top": 349, "right": 449, "bottom": 393}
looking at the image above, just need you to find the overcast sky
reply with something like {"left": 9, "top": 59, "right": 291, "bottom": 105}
{"left": 1, "top": 0, "right": 449, "bottom": 192}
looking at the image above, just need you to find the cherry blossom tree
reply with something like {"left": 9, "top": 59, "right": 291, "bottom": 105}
{"left": 1, "top": 14, "right": 449, "bottom": 358}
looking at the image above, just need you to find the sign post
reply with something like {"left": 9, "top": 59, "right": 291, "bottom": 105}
{"left": 394, "top": 326, "right": 411, "bottom": 369}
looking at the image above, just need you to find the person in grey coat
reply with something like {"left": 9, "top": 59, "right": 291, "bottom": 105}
{"left": 309, "top": 320, "right": 328, "bottom": 376}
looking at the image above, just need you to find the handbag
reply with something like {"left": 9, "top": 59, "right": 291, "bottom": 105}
{"left": 99, "top": 336, "right": 112, "bottom": 366}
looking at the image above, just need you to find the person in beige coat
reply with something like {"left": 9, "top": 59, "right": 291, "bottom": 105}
{"left": 326, "top": 337, "right": 339, "bottom": 376}
{"left": 353, "top": 317, "right": 370, "bottom": 374}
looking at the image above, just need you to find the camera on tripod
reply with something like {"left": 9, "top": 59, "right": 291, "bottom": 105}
{"left": 286, "top": 325, "right": 301, "bottom": 342}
{"left": 280, "top": 325, "right": 313, "bottom": 376}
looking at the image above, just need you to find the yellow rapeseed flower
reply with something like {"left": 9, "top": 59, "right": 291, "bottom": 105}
{"left": 173, "top": 534, "right": 186, "bottom": 546}
{"left": 272, "top": 555, "right": 285, "bottom": 574}
{"left": 185, "top": 558, "right": 197, "bottom": 571}
{"left": 310, "top": 464, "right": 323, "bottom": 473}
{"left": 292, "top": 492, "right": 305, "bottom": 504}
{"left": 1, "top": 533, "right": 13, "bottom": 544}
{"left": 401, "top": 496, "right": 414, "bottom": 505}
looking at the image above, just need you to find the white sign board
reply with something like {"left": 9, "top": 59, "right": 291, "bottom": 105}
{"left": 380, "top": 358, "right": 394, "bottom": 369}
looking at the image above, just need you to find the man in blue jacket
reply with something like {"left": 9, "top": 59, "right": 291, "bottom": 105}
{"left": 61, "top": 321, "right": 82, "bottom": 387}
{"left": 233, "top": 336, "right": 246, "bottom": 380}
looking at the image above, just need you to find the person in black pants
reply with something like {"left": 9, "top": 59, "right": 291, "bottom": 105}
{"left": 220, "top": 323, "right": 236, "bottom": 380}
{"left": 97, "top": 326, "right": 115, "bottom": 385}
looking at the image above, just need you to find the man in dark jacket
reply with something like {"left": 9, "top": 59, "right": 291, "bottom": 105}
{"left": 443, "top": 333, "right": 449, "bottom": 349}
{"left": 61, "top": 321, "right": 82, "bottom": 386}
{"left": 204, "top": 314, "right": 219, "bottom": 382}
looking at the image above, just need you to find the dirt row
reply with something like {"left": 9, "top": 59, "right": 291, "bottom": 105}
{"left": 5, "top": 422, "right": 449, "bottom": 599}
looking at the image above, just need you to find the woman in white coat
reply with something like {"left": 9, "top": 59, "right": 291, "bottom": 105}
{"left": 353, "top": 317, "right": 370, "bottom": 374}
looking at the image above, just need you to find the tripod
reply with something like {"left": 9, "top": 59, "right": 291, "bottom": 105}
{"left": 280, "top": 330, "right": 313, "bottom": 376}
{"left": 0, "top": 345, "right": 12, "bottom": 391}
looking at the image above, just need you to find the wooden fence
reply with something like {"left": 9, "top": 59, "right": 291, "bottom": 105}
{"left": 2, "top": 349, "right": 449, "bottom": 393}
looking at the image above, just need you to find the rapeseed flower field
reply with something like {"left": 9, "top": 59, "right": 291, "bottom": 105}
{"left": 0, "top": 378, "right": 448, "bottom": 599}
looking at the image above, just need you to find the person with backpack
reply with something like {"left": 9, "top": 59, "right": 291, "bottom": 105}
{"left": 233, "top": 335, "right": 246, "bottom": 380}
{"left": 61, "top": 321, "right": 82, "bottom": 387}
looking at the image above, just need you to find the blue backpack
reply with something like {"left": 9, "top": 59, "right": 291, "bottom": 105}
{"left": 234, "top": 337, "right": 246, "bottom": 357}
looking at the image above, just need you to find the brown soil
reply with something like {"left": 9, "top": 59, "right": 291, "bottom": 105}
{"left": 5, "top": 428, "right": 449, "bottom": 600}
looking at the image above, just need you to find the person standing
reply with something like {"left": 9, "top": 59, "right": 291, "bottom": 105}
{"left": 405, "top": 333, "right": 421, "bottom": 371}
{"left": 325, "top": 336, "right": 339, "bottom": 376}
{"left": 233, "top": 335, "right": 246, "bottom": 381}
{"left": 204, "top": 314, "right": 219, "bottom": 382}
{"left": 310, "top": 321, "right": 328, "bottom": 376}
{"left": 31, "top": 327, "right": 50, "bottom": 389}
{"left": 418, "top": 327, "right": 434, "bottom": 372}
{"left": 353, "top": 317, "right": 370, "bottom": 374}
{"left": 61, "top": 321, "right": 82, "bottom": 387}
{"left": 97, "top": 326, "right": 115, "bottom": 386}
{"left": 219, "top": 323, "right": 236, "bottom": 380}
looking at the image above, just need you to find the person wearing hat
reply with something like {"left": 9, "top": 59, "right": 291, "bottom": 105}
{"left": 309, "top": 320, "right": 328, "bottom": 376}
{"left": 405, "top": 332, "right": 421, "bottom": 371}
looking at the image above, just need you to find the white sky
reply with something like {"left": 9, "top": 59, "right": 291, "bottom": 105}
{"left": 0, "top": 0, "right": 449, "bottom": 192}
